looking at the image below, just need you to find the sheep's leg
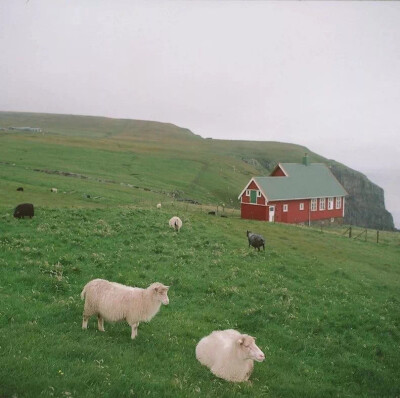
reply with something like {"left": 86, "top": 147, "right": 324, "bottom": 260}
{"left": 97, "top": 315, "right": 105, "bottom": 332}
{"left": 130, "top": 323, "right": 139, "bottom": 339}
{"left": 82, "top": 314, "right": 91, "bottom": 329}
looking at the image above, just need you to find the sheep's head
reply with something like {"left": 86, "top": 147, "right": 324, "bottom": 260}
{"left": 237, "top": 334, "right": 265, "bottom": 362}
{"left": 150, "top": 282, "right": 170, "bottom": 305}
{"left": 246, "top": 230, "right": 251, "bottom": 237}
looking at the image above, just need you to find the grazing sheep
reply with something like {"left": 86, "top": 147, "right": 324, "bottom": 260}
{"left": 196, "top": 329, "right": 265, "bottom": 382}
{"left": 157, "top": 203, "right": 162, "bottom": 209}
{"left": 169, "top": 216, "right": 182, "bottom": 232}
{"left": 246, "top": 230, "right": 265, "bottom": 251}
{"left": 81, "top": 279, "right": 169, "bottom": 339}
{"left": 16, "top": 187, "right": 24, "bottom": 191}
{"left": 13, "top": 203, "right": 34, "bottom": 219}
{"left": 208, "top": 211, "right": 216, "bottom": 215}
{"left": 50, "top": 188, "right": 58, "bottom": 193}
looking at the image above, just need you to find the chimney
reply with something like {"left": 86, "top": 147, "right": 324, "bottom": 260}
{"left": 302, "top": 153, "right": 310, "bottom": 166}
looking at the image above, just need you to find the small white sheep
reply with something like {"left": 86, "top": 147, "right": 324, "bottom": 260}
{"left": 50, "top": 188, "right": 58, "bottom": 193}
{"left": 169, "top": 216, "right": 182, "bottom": 232}
{"left": 156, "top": 203, "right": 162, "bottom": 209}
{"left": 195, "top": 329, "right": 265, "bottom": 382}
{"left": 81, "top": 279, "right": 169, "bottom": 339}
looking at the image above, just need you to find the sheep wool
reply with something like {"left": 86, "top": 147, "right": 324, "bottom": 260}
{"left": 81, "top": 279, "right": 169, "bottom": 339}
{"left": 196, "top": 329, "right": 265, "bottom": 382}
{"left": 169, "top": 216, "right": 182, "bottom": 232}
{"left": 247, "top": 230, "right": 265, "bottom": 251}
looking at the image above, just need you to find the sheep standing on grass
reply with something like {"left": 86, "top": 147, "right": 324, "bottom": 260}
{"left": 13, "top": 203, "right": 34, "bottom": 219}
{"left": 81, "top": 279, "right": 169, "bottom": 339}
{"left": 247, "top": 230, "right": 265, "bottom": 251}
{"left": 169, "top": 216, "right": 182, "bottom": 232}
{"left": 156, "top": 203, "right": 162, "bottom": 209}
{"left": 196, "top": 329, "right": 265, "bottom": 382}
{"left": 50, "top": 187, "right": 58, "bottom": 193}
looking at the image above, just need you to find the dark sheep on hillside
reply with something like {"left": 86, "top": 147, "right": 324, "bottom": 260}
{"left": 208, "top": 211, "right": 216, "bottom": 215}
{"left": 16, "top": 187, "right": 24, "bottom": 191}
{"left": 14, "top": 203, "right": 34, "bottom": 219}
{"left": 246, "top": 230, "right": 265, "bottom": 251}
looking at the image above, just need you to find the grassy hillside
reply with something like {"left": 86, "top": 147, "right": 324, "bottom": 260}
{"left": 0, "top": 206, "right": 399, "bottom": 397}
{"left": 1, "top": 112, "right": 399, "bottom": 397}
{"left": 0, "top": 111, "right": 394, "bottom": 232}
{"left": 0, "top": 111, "right": 336, "bottom": 210}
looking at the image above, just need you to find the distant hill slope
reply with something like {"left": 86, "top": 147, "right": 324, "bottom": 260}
{"left": 0, "top": 111, "right": 394, "bottom": 230}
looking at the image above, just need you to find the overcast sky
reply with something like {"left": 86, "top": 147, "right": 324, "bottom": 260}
{"left": 1, "top": 1, "right": 399, "bottom": 227}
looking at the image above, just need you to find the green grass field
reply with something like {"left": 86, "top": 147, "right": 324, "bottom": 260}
{"left": 1, "top": 207, "right": 399, "bottom": 398}
{"left": 1, "top": 112, "right": 399, "bottom": 397}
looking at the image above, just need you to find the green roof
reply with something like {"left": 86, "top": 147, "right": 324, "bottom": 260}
{"left": 254, "top": 163, "right": 347, "bottom": 201}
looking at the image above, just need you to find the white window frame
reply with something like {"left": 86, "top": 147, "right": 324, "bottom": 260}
{"left": 299, "top": 203, "right": 304, "bottom": 211}
{"left": 319, "top": 198, "right": 326, "bottom": 211}
{"left": 246, "top": 190, "right": 250, "bottom": 197}
{"left": 336, "top": 197, "right": 342, "bottom": 209}
{"left": 311, "top": 199, "right": 317, "bottom": 212}
{"left": 257, "top": 190, "right": 261, "bottom": 198}
{"left": 283, "top": 204, "right": 288, "bottom": 212}
{"left": 328, "top": 197, "right": 334, "bottom": 210}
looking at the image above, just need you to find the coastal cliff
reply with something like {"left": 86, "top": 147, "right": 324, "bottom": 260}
{"left": 330, "top": 164, "right": 394, "bottom": 230}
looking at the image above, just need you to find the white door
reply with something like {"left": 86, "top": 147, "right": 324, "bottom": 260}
{"left": 269, "top": 206, "right": 275, "bottom": 222}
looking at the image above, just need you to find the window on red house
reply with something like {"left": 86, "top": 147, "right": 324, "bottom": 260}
{"left": 311, "top": 199, "right": 317, "bottom": 211}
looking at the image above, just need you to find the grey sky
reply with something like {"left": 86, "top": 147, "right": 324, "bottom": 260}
{"left": 1, "top": 1, "right": 399, "bottom": 227}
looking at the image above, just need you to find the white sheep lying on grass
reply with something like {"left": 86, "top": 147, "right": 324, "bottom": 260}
{"left": 81, "top": 279, "right": 169, "bottom": 339}
{"left": 196, "top": 329, "right": 265, "bottom": 382}
{"left": 156, "top": 203, "right": 162, "bottom": 209}
{"left": 169, "top": 216, "right": 182, "bottom": 232}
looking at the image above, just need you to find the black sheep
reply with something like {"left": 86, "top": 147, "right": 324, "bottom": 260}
{"left": 246, "top": 230, "right": 265, "bottom": 251}
{"left": 14, "top": 203, "right": 34, "bottom": 219}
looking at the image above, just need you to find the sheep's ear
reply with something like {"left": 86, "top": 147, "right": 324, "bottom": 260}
{"left": 238, "top": 338, "right": 244, "bottom": 345}
{"left": 153, "top": 286, "right": 159, "bottom": 293}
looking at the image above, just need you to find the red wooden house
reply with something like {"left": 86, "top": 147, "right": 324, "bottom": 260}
{"left": 238, "top": 155, "right": 347, "bottom": 224}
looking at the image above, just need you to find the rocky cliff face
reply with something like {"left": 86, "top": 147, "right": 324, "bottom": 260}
{"left": 329, "top": 164, "right": 394, "bottom": 231}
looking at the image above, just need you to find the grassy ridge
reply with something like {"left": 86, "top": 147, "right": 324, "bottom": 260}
{"left": 0, "top": 111, "right": 326, "bottom": 210}
{"left": 1, "top": 207, "right": 399, "bottom": 397}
